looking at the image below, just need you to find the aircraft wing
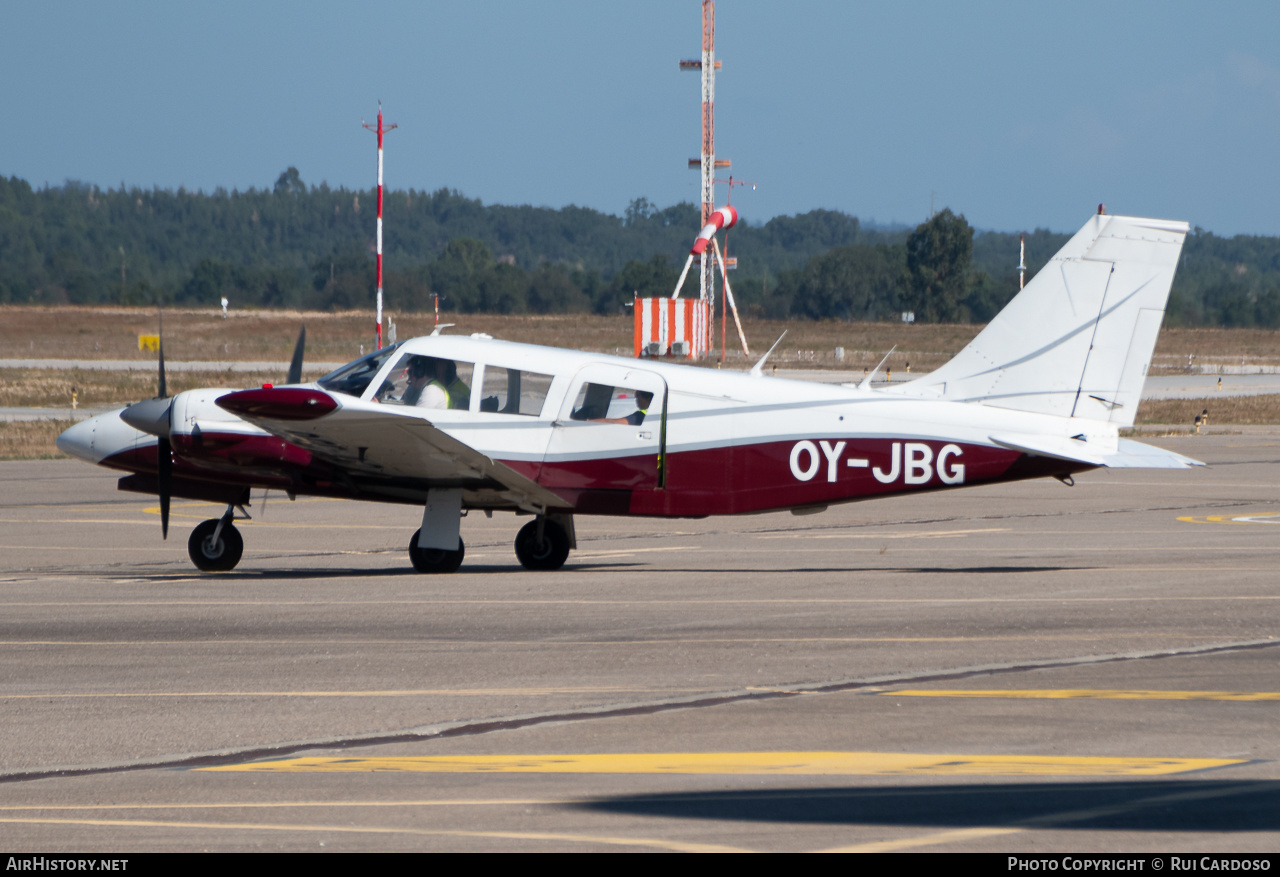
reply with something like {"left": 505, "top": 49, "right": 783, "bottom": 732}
{"left": 990, "top": 433, "right": 1203, "bottom": 469}
{"left": 217, "top": 387, "right": 571, "bottom": 511}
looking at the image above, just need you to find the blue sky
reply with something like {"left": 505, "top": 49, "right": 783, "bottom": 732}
{"left": 4, "top": 1, "right": 1279, "bottom": 235}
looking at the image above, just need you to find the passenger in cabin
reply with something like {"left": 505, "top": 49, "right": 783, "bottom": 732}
{"left": 589, "top": 389, "right": 652, "bottom": 425}
{"left": 441, "top": 360, "right": 471, "bottom": 410}
{"left": 573, "top": 384, "right": 654, "bottom": 425}
{"left": 627, "top": 391, "right": 653, "bottom": 425}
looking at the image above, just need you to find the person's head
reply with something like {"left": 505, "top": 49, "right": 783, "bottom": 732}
{"left": 407, "top": 356, "right": 435, "bottom": 383}
{"left": 636, "top": 390, "right": 654, "bottom": 409}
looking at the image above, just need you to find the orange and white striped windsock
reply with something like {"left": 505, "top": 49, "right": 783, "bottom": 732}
{"left": 690, "top": 205, "right": 739, "bottom": 255}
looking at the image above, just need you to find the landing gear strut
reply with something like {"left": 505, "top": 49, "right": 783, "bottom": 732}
{"left": 515, "top": 516, "right": 572, "bottom": 571}
{"left": 188, "top": 503, "right": 246, "bottom": 572}
{"left": 409, "top": 529, "right": 465, "bottom": 573}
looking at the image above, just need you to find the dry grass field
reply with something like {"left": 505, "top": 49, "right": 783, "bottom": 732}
{"left": 0, "top": 305, "right": 977, "bottom": 370}
{"left": 4, "top": 305, "right": 1276, "bottom": 370}
{"left": 1130, "top": 394, "right": 1280, "bottom": 426}
{"left": 0, "top": 420, "right": 74, "bottom": 460}
{"left": 0, "top": 368, "right": 333, "bottom": 410}
{"left": 4, "top": 305, "right": 1280, "bottom": 376}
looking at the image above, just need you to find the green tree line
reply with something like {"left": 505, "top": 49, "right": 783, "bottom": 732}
{"left": 4, "top": 170, "right": 1280, "bottom": 326}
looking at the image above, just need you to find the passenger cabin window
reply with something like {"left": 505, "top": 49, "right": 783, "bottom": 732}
{"left": 317, "top": 343, "right": 402, "bottom": 398}
{"left": 479, "top": 367, "right": 553, "bottom": 416}
{"left": 375, "top": 352, "right": 474, "bottom": 410}
{"left": 569, "top": 382, "right": 653, "bottom": 425}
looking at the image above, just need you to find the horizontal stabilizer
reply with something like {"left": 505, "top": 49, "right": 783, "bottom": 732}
{"left": 989, "top": 433, "right": 1203, "bottom": 469}
{"left": 989, "top": 434, "right": 1108, "bottom": 467}
{"left": 1096, "top": 438, "right": 1204, "bottom": 469}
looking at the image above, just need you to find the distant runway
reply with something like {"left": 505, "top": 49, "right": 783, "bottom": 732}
{"left": 1140, "top": 374, "right": 1280, "bottom": 399}
{"left": 0, "top": 358, "right": 347, "bottom": 372}
{"left": 1, "top": 431, "right": 1278, "bottom": 851}
{"left": 779, "top": 369, "right": 1280, "bottom": 399}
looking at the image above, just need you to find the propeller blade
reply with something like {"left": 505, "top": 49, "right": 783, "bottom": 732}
{"left": 157, "top": 307, "right": 168, "bottom": 399}
{"left": 143, "top": 305, "right": 172, "bottom": 541}
{"left": 286, "top": 325, "right": 306, "bottom": 385}
{"left": 157, "top": 436, "right": 172, "bottom": 540}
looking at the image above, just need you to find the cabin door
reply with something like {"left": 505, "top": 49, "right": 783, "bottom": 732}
{"left": 539, "top": 364, "right": 668, "bottom": 492}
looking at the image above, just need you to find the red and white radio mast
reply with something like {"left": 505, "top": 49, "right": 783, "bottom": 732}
{"left": 362, "top": 102, "right": 397, "bottom": 350}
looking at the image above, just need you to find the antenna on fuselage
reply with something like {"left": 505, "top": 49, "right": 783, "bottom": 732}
{"left": 749, "top": 330, "right": 786, "bottom": 377}
{"left": 858, "top": 345, "right": 897, "bottom": 391}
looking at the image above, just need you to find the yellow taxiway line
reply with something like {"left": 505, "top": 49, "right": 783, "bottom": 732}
{"left": 202, "top": 751, "right": 1242, "bottom": 777}
{"left": 1178, "top": 513, "right": 1280, "bottom": 525}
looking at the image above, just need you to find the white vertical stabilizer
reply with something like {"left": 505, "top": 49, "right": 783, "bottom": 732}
{"left": 897, "top": 214, "right": 1189, "bottom": 427}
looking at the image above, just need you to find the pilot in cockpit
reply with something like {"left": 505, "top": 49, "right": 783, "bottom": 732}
{"left": 401, "top": 356, "right": 471, "bottom": 410}
{"left": 402, "top": 356, "right": 449, "bottom": 408}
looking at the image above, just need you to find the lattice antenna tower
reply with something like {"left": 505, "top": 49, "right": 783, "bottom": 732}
{"left": 681, "top": 0, "right": 729, "bottom": 352}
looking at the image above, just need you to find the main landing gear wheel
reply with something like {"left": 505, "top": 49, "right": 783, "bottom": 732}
{"left": 515, "top": 518, "right": 571, "bottom": 571}
{"left": 188, "top": 519, "right": 244, "bottom": 572}
{"left": 408, "top": 529, "right": 465, "bottom": 574}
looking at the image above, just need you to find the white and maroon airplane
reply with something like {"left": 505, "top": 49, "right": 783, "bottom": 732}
{"left": 58, "top": 213, "right": 1199, "bottom": 573}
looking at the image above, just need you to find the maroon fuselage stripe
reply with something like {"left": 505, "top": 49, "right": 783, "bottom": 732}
{"left": 527, "top": 439, "right": 1079, "bottom": 516}
{"left": 101, "top": 432, "right": 1087, "bottom": 518}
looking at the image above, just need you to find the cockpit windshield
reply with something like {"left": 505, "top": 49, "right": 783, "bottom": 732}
{"left": 316, "top": 343, "right": 402, "bottom": 398}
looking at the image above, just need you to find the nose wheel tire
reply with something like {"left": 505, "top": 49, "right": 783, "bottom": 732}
{"left": 409, "top": 529, "right": 465, "bottom": 573}
{"left": 188, "top": 519, "right": 244, "bottom": 572}
{"left": 515, "top": 518, "right": 571, "bottom": 571}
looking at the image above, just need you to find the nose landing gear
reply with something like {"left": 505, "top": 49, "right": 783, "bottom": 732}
{"left": 188, "top": 505, "right": 246, "bottom": 572}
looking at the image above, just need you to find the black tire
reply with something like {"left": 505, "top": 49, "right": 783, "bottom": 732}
{"left": 408, "top": 529, "right": 465, "bottom": 573}
{"left": 514, "top": 518, "right": 571, "bottom": 571}
{"left": 188, "top": 519, "right": 244, "bottom": 572}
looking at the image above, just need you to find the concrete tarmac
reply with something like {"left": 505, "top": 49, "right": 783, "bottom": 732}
{"left": 0, "top": 432, "right": 1278, "bottom": 852}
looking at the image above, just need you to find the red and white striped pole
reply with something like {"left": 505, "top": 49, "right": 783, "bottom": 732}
{"left": 363, "top": 102, "right": 397, "bottom": 349}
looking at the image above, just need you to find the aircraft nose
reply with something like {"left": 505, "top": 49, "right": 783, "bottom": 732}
{"left": 58, "top": 409, "right": 150, "bottom": 465}
{"left": 57, "top": 417, "right": 100, "bottom": 462}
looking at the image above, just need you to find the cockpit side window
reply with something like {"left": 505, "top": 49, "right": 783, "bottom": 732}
{"left": 317, "top": 343, "right": 402, "bottom": 398}
{"left": 375, "top": 352, "right": 474, "bottom": 410}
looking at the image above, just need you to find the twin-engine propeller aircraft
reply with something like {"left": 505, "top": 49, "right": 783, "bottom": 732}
{"left": 59, "top": 213, "right": 1200, "bottom": 573}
